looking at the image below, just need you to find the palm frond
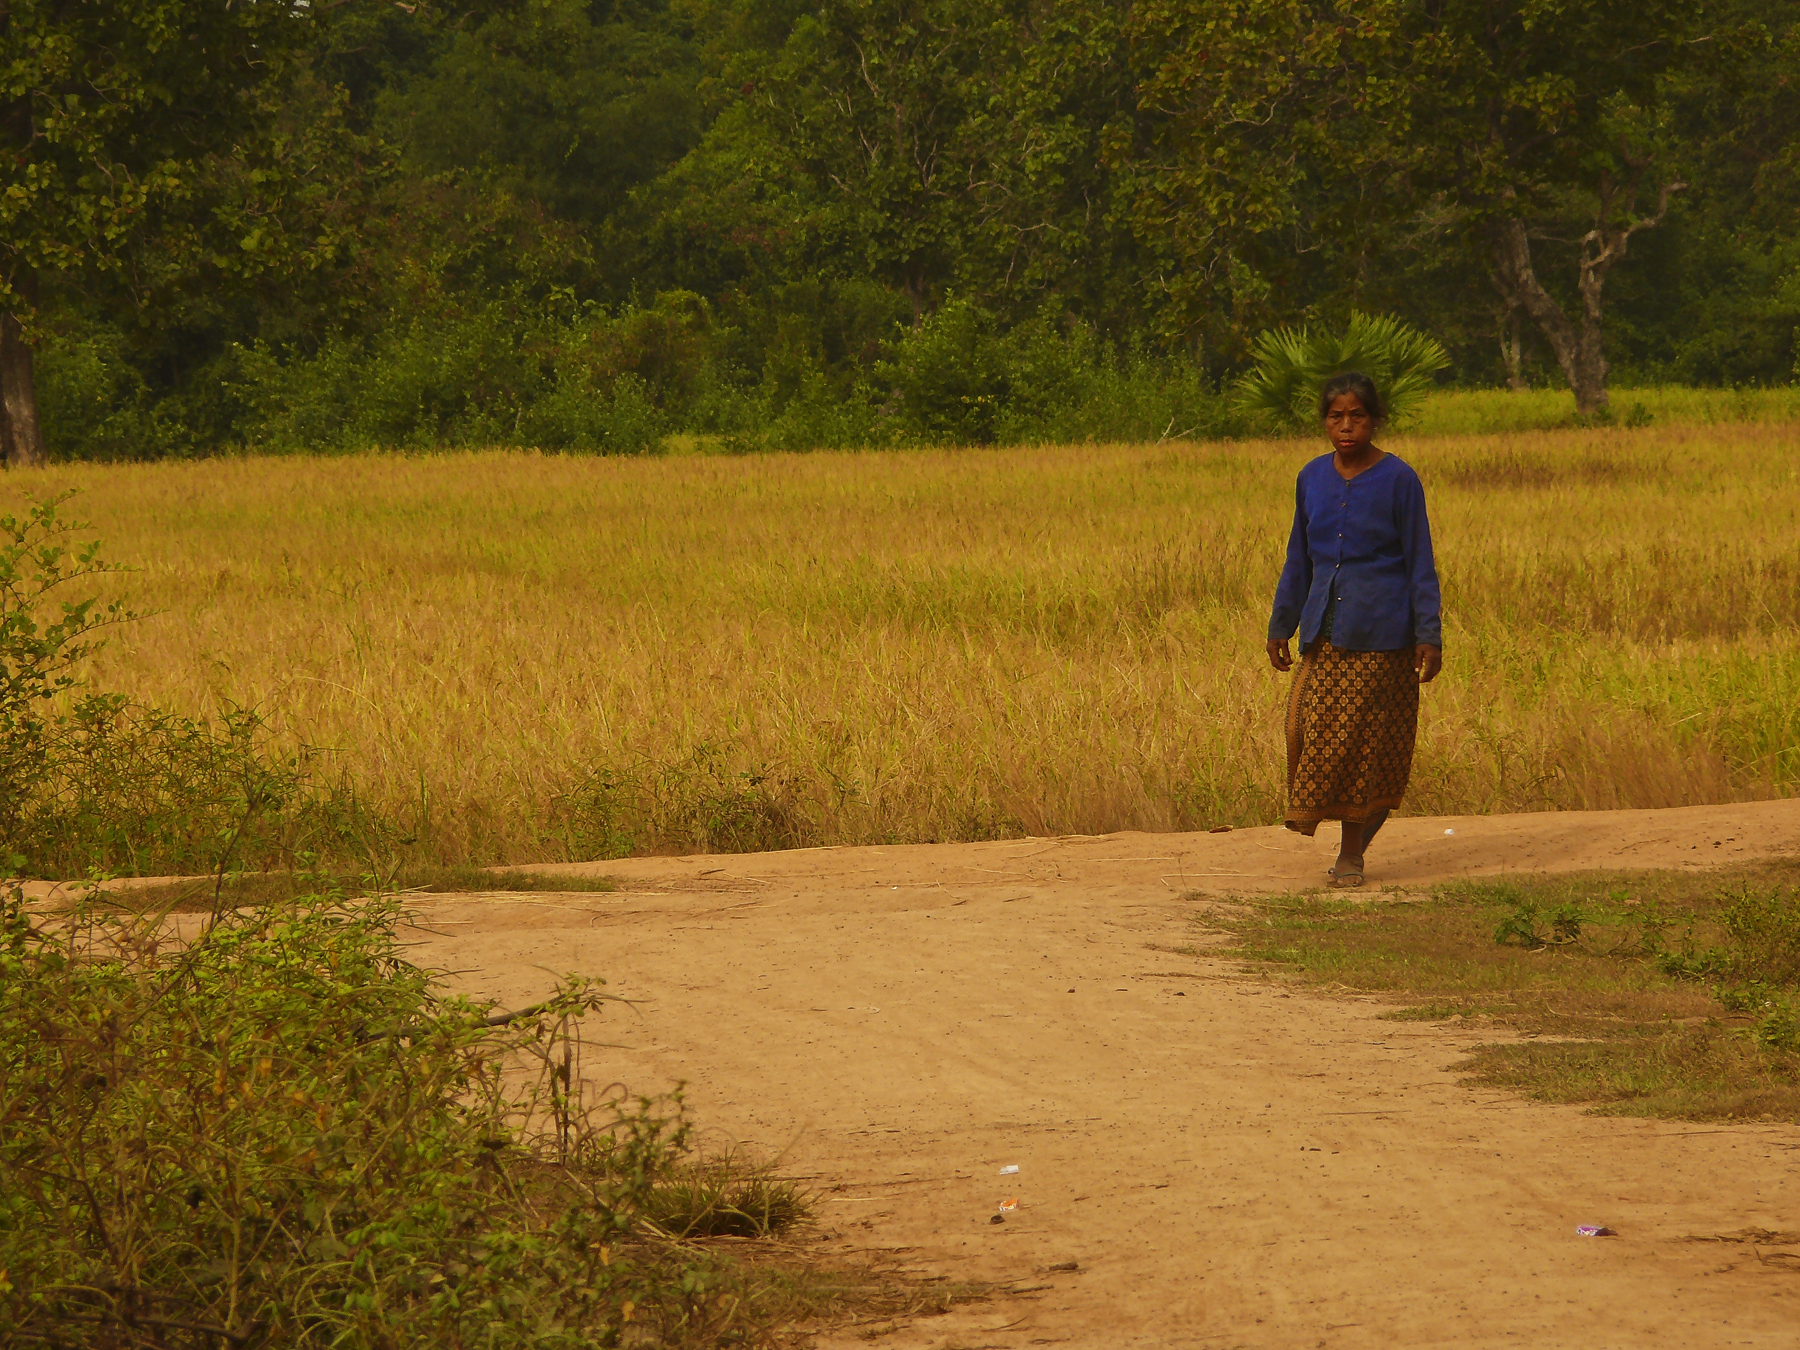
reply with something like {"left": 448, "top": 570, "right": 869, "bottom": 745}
{"left": 1230, "top": 312, "right": 1449, "bottom": 428}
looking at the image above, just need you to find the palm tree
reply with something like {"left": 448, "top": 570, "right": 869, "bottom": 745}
{"left": 1232, "top": 313, "right": 1449, "bottom": 428}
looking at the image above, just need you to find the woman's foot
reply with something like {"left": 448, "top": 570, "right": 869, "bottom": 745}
{"left": 1331, "top": 816, "right": 1371, "bottom": 887}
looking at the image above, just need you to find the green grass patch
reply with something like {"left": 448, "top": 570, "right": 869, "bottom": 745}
{"left": 1406, "top": 384, "right": 1800, "bottom": 436}
{"left": 1198, "top": 861, "right": 1800, "bottom": 1121}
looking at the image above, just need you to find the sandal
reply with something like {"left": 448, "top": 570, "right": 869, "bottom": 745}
{"left": 1330, "top": 861, "right": 1365, "bottom": 889}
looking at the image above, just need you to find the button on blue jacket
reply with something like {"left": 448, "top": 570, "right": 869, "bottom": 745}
{"left": 1267, "top": 453, "right": 1442, "bottom": 652}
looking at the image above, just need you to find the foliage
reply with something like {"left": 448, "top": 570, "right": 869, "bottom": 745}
{"left": 14, "top": 696, "right": 398, "bottom": 881}
{"left": 1123, "top": 0, "right": 1414, "bottom": 348}
{"left": 1127, "top": 0, "right": 1742, "bottom": 409}
{"left": 378, "top": 0, "right": 705, "bottom": 226}
{"left": 0, "top": 497, "right": 132, "bottom": 861}
{"left": 0, "top": 0, "right": 391, "bottom": 458}
{"left": 13, "top": 0, "right": 1799, "bottom": 456}
{"left": 1491, "top": 895, "right": 1583, "bottom": 949}
{"left": 0, "top": 0, "right": 344, "bottom": 304}
{"left": 1231, "top": 313, "right": 1450, "bottom": 428}
{"left": 0, "top": 883, "right": 794, "bottom": 1347}
{"left": 1644, "top": 883, "right": 1800, "bottom": 1050}
{"left": 1650, "top": 885, "right": 1800, "bottom": 986}
{"left": 232, "top": 313, "right": 672, "bottom": 456}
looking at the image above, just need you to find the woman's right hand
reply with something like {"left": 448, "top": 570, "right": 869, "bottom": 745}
{"left": 1267, "top": 638, "right": 1293, "bottom": 672}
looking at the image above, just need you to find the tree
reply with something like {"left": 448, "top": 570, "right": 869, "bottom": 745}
{"left": 655, "top": 0, "right": 1142, "bottom": 323}
{"left": 1129, "top": 0, "right": 1734, "bottom": 411}
{"left": 1409, "top": 0, "right": 1707, "bottom": 413}
{"left": 377, "top": 0, "right": 705, "bottom": 229}
{"left": 1124, "top": 0, "right": 1414, "bottom": 355}
{"left": 0, "top": 0, "right": 376, "bottom": 466}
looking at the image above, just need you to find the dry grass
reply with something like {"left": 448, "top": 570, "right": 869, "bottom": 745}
{"left": 97, "top": 865, "right": 620, "bottom": 913}
{"left": 4, "top": 418, "right": 1797, "bottom": 866}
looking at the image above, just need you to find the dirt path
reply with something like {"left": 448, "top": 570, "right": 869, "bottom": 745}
{"left": 406, "top": 803, "right": 1800, "bottom": 1348}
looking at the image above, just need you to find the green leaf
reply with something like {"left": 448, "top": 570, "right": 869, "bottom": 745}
{"left": 1231, "top": 312, "right": 1449, "bottom": 427}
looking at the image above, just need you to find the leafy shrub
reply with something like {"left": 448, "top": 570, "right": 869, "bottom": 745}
{"left": 45, "top": 283, "right": 1249, "bottom": 457}
{"left": 236, "top": 304, "right": 550, "bottom": 451}
{"left": 874, "top": 299, "right": 1011, "bottom": 444}
{"left": 0, "top": 497, "right": 133, "bottom": 864}
{"left": 1759, "top": 1001, "right": 1800, "bottom": 1053}
{"left": 1717, "top": 886, "right": 1800, "bottom": 987}
{"left": 1232, "top": 311, "right": 1450, "bottom": 428}
{"left": 32, "top": 318, "right": 187, "bottom": 461}
{"left": 1492, "top": 893, "right": 1582, "bottom": 948}
{"left": 986, "top": 315, "right": 1248, "bottom": 444}
{"left": 518, "top": 372, "right": 669, "bottom": 453}
{"left": 698, "top": 367, "right": 891, "bottom": 453}
{"left": 15, "top": 695, "right": 395, "bottom": 879}
{"left": 0, "top": 884, "right": 775, "bottom": 1348}
{"left": 868, "top": 302, "right": 1243, "bottom": 448}
{"left": 234, "top": 295, "right": 687, "bottom": 455}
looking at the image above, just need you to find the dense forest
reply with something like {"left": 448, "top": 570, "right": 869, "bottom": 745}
{"left": 2, "top": 0, "right": 1797, "bottom": 461}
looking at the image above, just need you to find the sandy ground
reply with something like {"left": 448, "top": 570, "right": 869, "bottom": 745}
{"left": 397, "top": 802, "right": 1800, "bottom": 1349}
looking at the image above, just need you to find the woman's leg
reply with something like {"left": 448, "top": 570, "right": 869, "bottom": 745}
{"left": 1334, "top": 820, "right": 1366, "bottom": 885}
{"left": 1333, "top": 809, "right": 1391, "bottom": 886}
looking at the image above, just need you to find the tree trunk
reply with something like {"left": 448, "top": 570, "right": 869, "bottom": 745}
{"left": 0, "top": 305, "right": 46, "bottom": 468}
{"left": 1500, "top": 307, "right": 1529, "bottom": 391}
{"left": 0, "top": 16, "right": 40, "bottom": 467}
{"left": 1489, "top": 217, "right": 1608, "bottom": 414}
{"left": 1487, "top": 175, "right": 1684, "bottom": 417}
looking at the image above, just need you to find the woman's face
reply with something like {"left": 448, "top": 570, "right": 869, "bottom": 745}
{"left": 1324, "top": 392, "right": 1375, "bottom": 454}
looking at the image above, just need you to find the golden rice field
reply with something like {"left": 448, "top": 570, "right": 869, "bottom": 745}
{"left": 8, "top": 417, "right": 1799, "bottom": 865}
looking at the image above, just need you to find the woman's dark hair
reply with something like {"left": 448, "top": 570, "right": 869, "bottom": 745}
{"left": 1318, "top": 371, "right": 1385, "bottom": 425}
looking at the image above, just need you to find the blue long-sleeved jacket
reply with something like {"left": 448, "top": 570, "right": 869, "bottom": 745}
{"left": 1267, "top": 453, "right": 1442, "bottom": 651}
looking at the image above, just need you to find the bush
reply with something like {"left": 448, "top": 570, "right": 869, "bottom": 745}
{"left": 33, "top": 318, "right": 182, "bottom": 461}
{"left": 235, "top": 304, "right": 550, "bottom": 451}
{"left": 518, "top": 372, "right": 669, "bottom": 453}
{"left": 14, "top": 695, "right": 396, "bottom": 880}
{"left": 41, "top": 283, "right": 1250, "bottom": 457}
{"left": 873, "top": 299, "right": 1011, "bottom": 444}
{"left": 0, "top": 504, "right": 818, "bottom": 1344}
{"left": 1232, "top": 311, "right": 1449, "bottom": 429}
{"left": 989, "top": 319, "right": 1243, "bottom": 445}
{"left": 0, "top": 884, "right": 777, "bottom": 1348}
{"left": 1652, "top": 884, "right": 1800, "bottom": 989}
{"left": 0, "top": 497, "right": 133, "bottom": 863}
{"left": 868, "top": 302, "right": 1243, "bottom": 448}
{"left": 234, "top": 295, "right": 693, "bottom": 455}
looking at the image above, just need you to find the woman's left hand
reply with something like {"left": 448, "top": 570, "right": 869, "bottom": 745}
{"left": 1415, "top": 645, "right": 1442, "bottom": 684}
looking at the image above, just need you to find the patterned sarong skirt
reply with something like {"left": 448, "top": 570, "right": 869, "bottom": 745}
{"left": 1284, "top": 640, "right": 1419, "bottom": 836}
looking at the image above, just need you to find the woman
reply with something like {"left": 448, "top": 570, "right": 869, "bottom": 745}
{"left": 1266, "top": 372, "right": 1442, "bottom": 888}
